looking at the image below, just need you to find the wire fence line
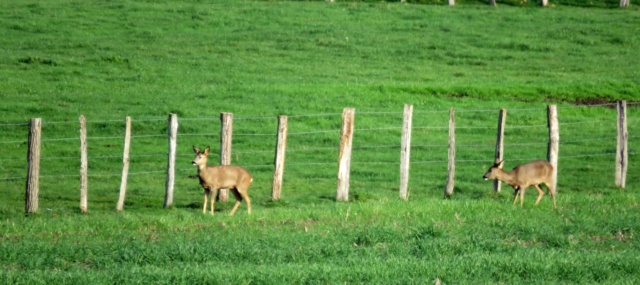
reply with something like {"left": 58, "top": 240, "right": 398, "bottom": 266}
{"left": 4, "top": 103, "right": 638, "bottom": 211}
{"left": 2, "top": 102, "right": 637, "bottom": 127}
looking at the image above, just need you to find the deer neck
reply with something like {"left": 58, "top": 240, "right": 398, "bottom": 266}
{"left": 497, "top": 169, "right": 518, "bottom": 186}
{"left": 196, "top": 164, "right": 209, "bottom": 178}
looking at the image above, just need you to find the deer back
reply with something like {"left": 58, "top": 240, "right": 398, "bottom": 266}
{"left": 512, "top": 160, "right": 553, "bottom": 186}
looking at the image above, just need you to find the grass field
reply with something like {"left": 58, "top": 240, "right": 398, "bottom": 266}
{"left": 1, "top": 0, "right": 639, "bottom": 284}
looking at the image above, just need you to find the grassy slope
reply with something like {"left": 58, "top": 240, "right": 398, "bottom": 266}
{"left": 1, "top": 0, "right": 639, "bottom": 122}
{"left": 1, "top": 0, "right": 639, "bottom": 284}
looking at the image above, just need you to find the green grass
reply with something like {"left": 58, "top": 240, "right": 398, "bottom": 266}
{"left": 1, "top": 0, "right": 639, "bottom": 283}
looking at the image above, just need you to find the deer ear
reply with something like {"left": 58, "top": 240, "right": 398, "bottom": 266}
{"left": 193, "top": 146, "right": 200, "bottom": 153}
{"left": 497, "top": 160, "right": 504, "bottom": 169}
{"left": 204, "top": 146, "right": 210, "bottom": 155}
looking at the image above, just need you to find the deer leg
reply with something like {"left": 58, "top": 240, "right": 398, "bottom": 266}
{"left": 512, "top": 187, "right": 520, "bottom": 205}
{"left": 547, "top": 182, "right": 557, "bottom": 209}
{"left": 202, "top": 188, "right": 210, "bottom": 214}
{"left": 209, "top": 188, "right": 219, "bottom": 215}
{"left": 534, "top": 184, "right": 545, "bottom": 205}
{"left": 239, "top": 187, "right": 251, "bottom": 215}
{"left": 229, "top": 188, "right": 243, "bottom": 216}
{"left": 519, "top": 186, "right": 527, "bottom": 207}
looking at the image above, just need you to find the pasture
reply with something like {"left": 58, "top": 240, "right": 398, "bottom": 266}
{"left": 1, "top": 0, "right": 639, "bottom": 283}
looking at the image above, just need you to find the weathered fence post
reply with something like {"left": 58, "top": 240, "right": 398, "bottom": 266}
{"left": 25, "top": 118, "right": 42, "bottom": 216}
{"left": 547, "top": 105, "right": 559, "bottom": 196}
{"left": 444, "top": 108, "right": 456, "bottom": 198}
{"left": 541, "top": 0, "right": 548, "bottom": 6}
{"left": 272, "top": 116, "right": 288, "bottom": 201}
{"left": 615, "top": 100, "right": 628, "bottom": 188}
{"left": 218, "top": 112, "right": 233, "bottom": 202}
{"left": 399, "top": 104, "right": 413, "bottom": 201}
{"left": 620, "top": 0, "right": 630, "bottom": 8}
{"left": 448, "top": 0, "right": 455, "bottom": 6}
{"left": 79, "top": 115, "right": 88, "bottom": 213}
{"left": 336, "top": 108, "right": 355, "bottom": 202}
{"left": 164, "top": 113, "right": 179, "bottom": 208}
{"left": 116, "top": 116, "right": 131, "bottom": 211}
{"left": 493, "top": 108, "right": 507, "bottom": 192}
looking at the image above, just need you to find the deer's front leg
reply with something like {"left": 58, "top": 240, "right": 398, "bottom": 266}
{"left": 203, "top": 188, "right": 210, "bottom": 214}
{"left": 519, "top": 186, "right": 527, "bottom": 207}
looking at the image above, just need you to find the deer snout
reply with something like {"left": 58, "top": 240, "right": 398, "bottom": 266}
{"left": 192, "top": 161, "right": 197, "bottom": 165}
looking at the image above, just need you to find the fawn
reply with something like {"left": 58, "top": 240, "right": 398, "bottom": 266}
{"left": 192, "top": 146, "right": 253, "bottom": 215}
{"left": 483, "top": 160, "right": 556, "bottom": 208}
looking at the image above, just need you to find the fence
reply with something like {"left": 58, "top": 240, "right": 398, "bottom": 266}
{"left": 1, "top": 101, "right": 637, "bottom": 216}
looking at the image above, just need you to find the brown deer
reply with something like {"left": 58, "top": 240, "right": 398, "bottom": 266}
{"left": 483, "top": 160, "right": 556, "bottom": 208}
{"left": 192, "top": 146, "right": 253, "bottom": 215}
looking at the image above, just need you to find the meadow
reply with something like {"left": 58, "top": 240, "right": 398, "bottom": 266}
{"left": 1, "top": 0, "right": 640, "bottom": 283}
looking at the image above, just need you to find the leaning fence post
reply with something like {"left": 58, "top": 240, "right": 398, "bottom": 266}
{"left": 218, "top": 112, "right": 233, "bottom": 202}
{"left": 493, "top": 108, "right": 507, "bottom": 192}
{"left": 116, "top": 116, "right": 131, "bottom": 211}
{"left": 25, "top": 118, "right": 42, "bottom": 216}
{"left": 399, "top": 104, "right": 413, "bottom": 201}
{"left": 547, "top": 105, "right": 559, "bottom": 195}
{"left": 164, "top": 113, "right": 179, "bottom": 208}
{"left": 444, "top": 108, "right": 456, "bottom": 198}
{"left": 336, "top": 108, "right": 355, "bottom": 202}
{"left": 615, "top": 100, "right": 628, "bottom": 188}
{"left": 79, "top": 115, "right": 88, "bottom": 213}
{"left": 272, "top": 116, "right": 288, "bottom": 201}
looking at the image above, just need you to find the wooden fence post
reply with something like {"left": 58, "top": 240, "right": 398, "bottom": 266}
{"left": 620, "top": 0, "right": 629, "bottom": 8}
{"left": 25, "top": 118, "right": 42, "bottom": 216}
{"left": 399, "top": 104, "right": 413, "bottom": 201}
{"left": 218, "top": 112, "right": 233, "bottom": 202}
{"left": 272, "top": 116, "right": 288, "bottom": 201}
{"left": 449, "top": 0, "right": 455, "bottom": 6}
{"left": 547, "top": 105, "right": 559, "bottom": 196}
{"left": 493, "top": 109, "right": 507, "bottom": 192}
{"left": 79, "top": 115, "right": 88, "bottom": 213}
{"left": 444, "top": 108, "right": 456, "bottom": 198}
{"left": 336, "top": 108, "right": 355, "bottom": 202}
{"left": 116, "top": 116, "right": 131, "bottom": 211}
{"left": 541, "top": 0, "right": 548, "bottom": 6}
{"left": 164, "top": 113, "right": 179, "bottom": 208}
{"left": 616, "top": 100, "right": 628, "bottom": 188}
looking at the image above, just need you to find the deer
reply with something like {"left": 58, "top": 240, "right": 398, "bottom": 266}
{"left": 192, "top": 146, "right": 253, "bottom": 215}
{"left": 483, "top": 160, "right": 557, "bottom": 209}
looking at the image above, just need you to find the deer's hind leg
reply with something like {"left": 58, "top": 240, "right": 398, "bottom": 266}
{"left": 229, "top": 188, "right": 243, "bottom": 216}
{"left": 240, "top": 187, "right": 251, "bottom": 215}
{"left": 545, "top": 182, "right": 557, "bottom": 209}
{"left": 534, "top": 184, "right": 545, "bottom": 206}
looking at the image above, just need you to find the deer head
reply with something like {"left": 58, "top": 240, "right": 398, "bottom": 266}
{"left": 192, "top": 146, "right": 210, "bottom": 167}
{"left": 483, "top": 160, "right": 504, "bottom": 180}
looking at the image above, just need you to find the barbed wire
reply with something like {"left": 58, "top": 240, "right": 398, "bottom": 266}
{"left": 2, "top": 101, "right": 636, "bottom": 126}
{"left": 0, "top": 122, "right": 29, "bottom": 127}
{"left": 2, "top": 151, "right": 635, "bottom": 181}
{"left": 0, "top": 133, "right": 625, "bottom": 164}
{"left": 559, "top": 120, "right": 612, "bottom": 126}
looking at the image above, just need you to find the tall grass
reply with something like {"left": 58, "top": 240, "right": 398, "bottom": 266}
{"left": 1, "top": 0, "right": 639, "bottom": 283}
